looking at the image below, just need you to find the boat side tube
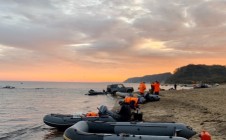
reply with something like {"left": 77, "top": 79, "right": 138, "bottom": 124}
{"left": 43, "top": 114, "right": 116, "bottom": 130}
{"left": 64, "top": 121, "right": 196, "bottom": 140}
{"left": 112, "top": 122, "right": 196, "bottom": 138}
{"left": 115, "top": 92, "right": 133, "bottom": 98}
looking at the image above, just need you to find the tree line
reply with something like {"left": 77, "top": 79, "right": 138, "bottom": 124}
{"left": 166, "top": 64, "right": 226, "bottom": 84}
{"left": 124, "top": 64, "right": 226, "bottom": 84}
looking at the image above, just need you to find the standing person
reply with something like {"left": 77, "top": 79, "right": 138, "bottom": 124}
{"left": 174, "top": 83, "right": 177, "bottom": 90}
{"left": 150, "top": 82, "right": 155, "bottom": 94}
{"left": 138, "top": 82, "right": 146, "bottom": 96}
{"left": 154, "top": 81, "right": 160, "bottom": 95}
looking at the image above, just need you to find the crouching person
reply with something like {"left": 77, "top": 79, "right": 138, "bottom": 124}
{"left": 124, "top": 96, "right": 139, "bottom": 109}
{"left": 98, "top": 101, "right": 131, "bottom": 121}
{"left": 123, "top": 96, "right": 144, "bottom": 121}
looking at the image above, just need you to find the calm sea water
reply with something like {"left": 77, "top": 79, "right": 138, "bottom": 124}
{"left": 0, "top": 81, "right": 191, "bottom": 140}
{"left": 0, "top": 81, "right": 138, "bottom": 140}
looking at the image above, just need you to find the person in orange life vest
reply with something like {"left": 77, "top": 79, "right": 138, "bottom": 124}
{"left": 138, "top": 82, "right": 146, "bottom": 95}
{"left": 98, "top": 101, "right": 131, "bottom": 121}
{"left": 124, "top": 96, "right": 139, "bottom": 110}
{"left": 154, "top": 81, "right": 160, "bottom": 95}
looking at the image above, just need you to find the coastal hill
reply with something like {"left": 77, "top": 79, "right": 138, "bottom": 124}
{"left": 124, "top": 64, "right": 226, "bottom": 84}
{"left": 123, "top": 72, "right": 172, "bottom": 83}
{"left": 166, "top": 64, "right": 226, "bottom": 84}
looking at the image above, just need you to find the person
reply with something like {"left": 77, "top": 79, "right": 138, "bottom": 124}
{"left": 138, "top": 82, "right": 146, "bottom": 95}
{"left": 154, "top": 81, "right": 160, "bottom": 95}
{"left": 150, "top": 82, "right": 155, "bottom": 94}
{"left": 98, "top": 101, "right": 131, "bottom": 121}
{"left": 124, "top": 96, "right": 139, "bottom": 110}
{"left": 174, "top": 83, "right": 177, "bottom": 90}
{"left": 117, "top": 101, "right": 132, "bottom": 121}
{"left": 123, "top": 98, "right": 143, "bottom": 121}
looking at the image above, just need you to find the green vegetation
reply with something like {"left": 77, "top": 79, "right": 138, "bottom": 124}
{"left": 124, "top": 64, "right": 226, "bottom": 84}
{"left": 166, "top": 64, "right": 226, "bottom": 84}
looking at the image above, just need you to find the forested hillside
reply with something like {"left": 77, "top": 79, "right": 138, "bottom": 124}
{"left": 124, "top": 72, "right": 172, "bottom": 83}
{"left": 166, "top": 64, "right": 226, "bottom": 84}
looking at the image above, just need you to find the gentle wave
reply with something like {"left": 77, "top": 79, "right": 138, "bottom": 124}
{"left": 0, "top": 81, "right": 189, "bottom": 139}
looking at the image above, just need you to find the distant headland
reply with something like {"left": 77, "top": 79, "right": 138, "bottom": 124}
{"left": 124, "top": 64, "right": 226, "bottom": 84}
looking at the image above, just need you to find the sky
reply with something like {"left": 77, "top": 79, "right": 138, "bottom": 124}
{"left": 0, "top": 0, "right": 226, "bottom": 82}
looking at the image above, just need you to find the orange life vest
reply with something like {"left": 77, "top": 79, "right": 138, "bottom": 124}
{"left": 154, "top": 82, "right": 160, "bottom": 92}
{"left": 139, "top": 82, "right": 146, "bottom": 94}
{"left": 124, "top": 96, "right": 138, "bottom": 107}
{"left": 200, "top": 131, "right": 211, "bottom": 140}
{"left": 86, "top": 112, "right": 99, "bottom": 117}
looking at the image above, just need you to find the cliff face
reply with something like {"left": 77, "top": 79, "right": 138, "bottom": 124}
{"left": 124, "top": 72, "right": 172, "bottom": 83}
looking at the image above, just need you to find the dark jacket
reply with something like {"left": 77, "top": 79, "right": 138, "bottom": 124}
{"left": 118, "top": 104, "right": 131, "bottom": 121}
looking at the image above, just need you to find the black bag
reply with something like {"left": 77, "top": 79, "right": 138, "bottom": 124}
{"left": 133, "top": 110, "right": 143, "bottom": 121}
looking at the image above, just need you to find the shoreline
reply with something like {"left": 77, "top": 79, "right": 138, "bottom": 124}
{"left": 140, "top": 84, "right": 226, "bottom": 140}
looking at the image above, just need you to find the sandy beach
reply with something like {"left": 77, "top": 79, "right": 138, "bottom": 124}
{"left": 139, "top": 84, "right": 226, "bottom": 140}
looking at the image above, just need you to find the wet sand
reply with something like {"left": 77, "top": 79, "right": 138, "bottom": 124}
{"left": 140, "top": 85, "right": 226, "bottom": 140}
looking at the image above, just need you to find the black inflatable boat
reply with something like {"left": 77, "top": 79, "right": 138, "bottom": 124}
{"left": 43, "top": 113, "right": 116, "bottom": 130}
{"left": 86, "top": 89, "right": 108, "bottom": 95}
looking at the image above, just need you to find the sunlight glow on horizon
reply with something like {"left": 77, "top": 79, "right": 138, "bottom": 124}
{"left": 1, "top": 1, "right": 226, "bottom": 82}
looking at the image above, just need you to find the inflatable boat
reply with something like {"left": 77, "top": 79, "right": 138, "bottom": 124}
{"left": 116, "top": 91, "right": 160, "bottom": 102}
{"left": 64, "top": 121, "right": 196, "bottom": 140}
{"left": 43, "top": 113, "right": 116, "bottom": 130}
{"left": 115, "top": 91, "right": 133, "bottom": 98}
{"left": 144, "top": 93, "right": 160, "bottom": 102}
{"left": 86, "top": 89, "right": 108, "bottom": 95}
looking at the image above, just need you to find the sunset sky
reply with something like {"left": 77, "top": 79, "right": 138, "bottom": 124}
{"left": 1, "top": 0, "right": 226, "bottom": 82}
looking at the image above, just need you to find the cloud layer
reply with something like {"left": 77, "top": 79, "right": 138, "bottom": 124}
{"left": 1, "top": 0, "right": 226, "bottom": 81}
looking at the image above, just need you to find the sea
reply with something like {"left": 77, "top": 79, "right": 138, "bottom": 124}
{"left": 0, "top": 81, "right": 192, "bottom": 140}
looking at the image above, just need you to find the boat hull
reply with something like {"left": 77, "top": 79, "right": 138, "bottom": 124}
{"left": 43, "top": 114, "right": 116, "bottom": 130}
{"left": 64, "top": 121, "right": 196, "bottom": 140}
